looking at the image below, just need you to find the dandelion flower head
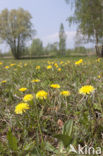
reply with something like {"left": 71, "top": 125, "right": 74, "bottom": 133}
{"left": 36, "top": 90, "right": 48, "bottom": 100}
{"left": 79, "top": 85, "right": 95, "bottom": 95}
{"left": 15, "top": 103, "right": 29, "bottom": 114}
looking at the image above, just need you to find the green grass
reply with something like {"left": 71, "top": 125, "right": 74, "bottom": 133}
{"left": 0, "top": 57, "right": 103, "bottom": 156}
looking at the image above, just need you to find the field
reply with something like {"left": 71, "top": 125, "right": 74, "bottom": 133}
{"left": 0, "top": 57, "right": 103, "bottom": 156}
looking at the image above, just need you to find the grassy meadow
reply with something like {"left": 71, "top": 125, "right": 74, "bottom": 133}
{"left": 0, "top": 57, "right": 103, "bottom": 156}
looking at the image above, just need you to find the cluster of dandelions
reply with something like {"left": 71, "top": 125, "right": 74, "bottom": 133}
{"left": 15, "top": 94, "right": 34, "bottom": 115}
{"left": 15, "top": 84, "right": 72, "bottom": 115}
{"left": 15, "top": 90, "right": 49, "bottom": 115}
{"left": 3, "top": 60, "right": 95, "bottom": 115}
{"left": 15, "top": 83, "right": 95, "bottom": 115}
{"left": 75, "top": 59, "right": 83, "bottom": 65}
{"left": 2, "top": 58, "right": 102, "bottom": 72}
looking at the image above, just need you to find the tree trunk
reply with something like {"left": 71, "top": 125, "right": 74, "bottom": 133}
{"left": 95, "top": 45, "right": 100, "bottom": 56}
{"left": 101, "top": 45, "right": 103, "bottom": 57}
{"left": 11, "top": 47, "right": 20, "bottom": 59}
{"left": 95, "top": 31, "right": 100, "bottom": 56}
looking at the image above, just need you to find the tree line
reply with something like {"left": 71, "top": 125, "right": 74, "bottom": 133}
{"left": 0, "top": 8, "right": 67, "bottom": 59}
{"left": 0, "top": 1, "right": 103, "bottom": 59}
{"left": 65, "top": 0, "right": 103, "bottom": 56}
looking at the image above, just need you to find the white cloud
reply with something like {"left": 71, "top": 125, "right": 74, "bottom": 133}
{"left": 66, "top": 31, "right": 76, "bottom": 48}
{"left": 66, "top": 31, "right": 76, "bottom": 40}
{"left": 41, "top": 33, "right": 58, "bottom": 44}
{"left": 41, "top": 30, "right": 76, "bottom": 48}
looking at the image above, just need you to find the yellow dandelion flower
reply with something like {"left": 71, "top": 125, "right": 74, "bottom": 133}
{"left": 15, "top": 103, "right": 29, "bottom": 114}
{"left": 31, "top": 79, "right": 40, "bottom": 83}
{"left": 0, "top": 62, "right": 3, "bottom": 65}
{"left": 1, "top": 80, "right": 7, "bottom": 83}
{"left": 58, "top": 68, "right": 61, "bottom": 71}
{"left": 24, "top": 63, "right": 27, "bottom": 66}
{"left": 47, "top": 61, "right": 51, "bottom": 64}
{"left": 10, "top": 64, "right": 15, "bottom": 67}
{"left": 97, "top": 58, "right": 101, "bottom": 62}
{"left": 60, "top": 61, "right": 64, "bottom": 65}
{"left": 36, "top": 90, "right": 48, "bottom": 100}
{"left": 98, "top": 75, "right": 101, "bottom": 79}
{"left": 19, "top": 88, "right": 27, "bottom": 92}
{"left": 54, "top": 63, "right": 58, "bottom": 68}
{"left": 79, "top": 85, "right": 95, "bottom": 95}
{"left": 47, "top": 65, "right": 52, "bottom": 69}
{"left": 60, "top": 91, "right": 70, "bottom": 97}
{"left": 5, "top": 66, "right": 9, "bottom": 69}
{"left": 50, "top": 84, "right": 60, "bottom": 89}
{"left": 75, "top": 59, "right": 83, "bottom": 65}
{"left": 36, "top": 66, "right": 40, "bottom": 70}
{"left": 23, "top": 94, "right": 33, "bottom": 102}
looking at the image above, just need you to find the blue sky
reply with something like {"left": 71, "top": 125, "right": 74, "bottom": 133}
{"left": 0, "top": 0, "right": 92, "bottom": 52}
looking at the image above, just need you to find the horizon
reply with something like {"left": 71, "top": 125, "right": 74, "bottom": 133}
{"left": 0, "top": 0, "right": 94, "bottom": 52}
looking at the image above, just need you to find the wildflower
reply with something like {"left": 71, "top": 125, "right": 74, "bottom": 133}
{"left": 60, "top": 91, "right": 70, "bottom": 97}
{"left": 60, "top": 61, "right": 64, "bottom": 65}
{"left": 98, "top": 75, "right": 101, "bottom": 79}
{"left": 75, "top": 59, "right": 83, "bottom": 65}
{"left": 10, "top": 64, "right": 15, "bottom": 67}
{"left": 79, "top": 85, "right": 95, "bottom": 95}
{"left": 47, "top": 65, "right": 52, "bottom": 69}
{"left": 47, "top": 61, "right": 51, "bottom": 64}
{"left": 15, "top": 103, "right": 29, "bottom": 114}
{"left": 24, "top": 63, "right": 27, "bottom": 66}
{"left": 5, "top": 66, "right": 9, "bottom": 69}
{"left": 31, "top": 79, "right": 40, "bottom": 83}
{"left": 36, "top": 90, "right": 48, "bottom": 100}
{"left": 19, "top": 88, "right": 27, "bottom": 92}
{"left": 0, "top": 62, "right": 3, "bottom": 65}
{"left": 48, "top": 61, "right": 54, "bottom": 65}
{"left": 50, "top": 84, "right": 60, "bottom": 89}
{"left": 54, "top": 63, "right": 58, "bottom": 68}
{"left": 1, "top": 80, "right": 7, "bottom": 83}
{"left": 97, "top": 58, "right": 101, "bottom": 62}
{"left": 23, "top": 94, "right": 33, "bottom": 102}
{"left": 36, "top": 66, "right": 40, "bottom": 70}
{"left": 58, "top": 68, "right": 61, "bottom": 71}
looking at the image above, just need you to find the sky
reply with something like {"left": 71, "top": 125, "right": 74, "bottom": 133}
{"left": 0, "top": 0, "right": 92, "bottom": 52}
